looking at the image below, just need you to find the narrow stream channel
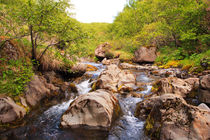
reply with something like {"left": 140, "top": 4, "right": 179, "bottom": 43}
{"left": 1, "top": 63, "right": 157, "bottom": 140}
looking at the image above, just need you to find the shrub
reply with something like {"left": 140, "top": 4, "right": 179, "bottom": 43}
{"left": 0, "top": 59, "right": 34, "bottom": 96}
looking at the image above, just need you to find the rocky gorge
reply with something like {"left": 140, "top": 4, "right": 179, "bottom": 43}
{"left": 0, "top": 58, "right": 209, "bottom": 139}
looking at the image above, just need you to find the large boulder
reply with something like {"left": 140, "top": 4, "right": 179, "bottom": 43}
{"left": 60, "top": 89, "right": 121, "bottom": 130}
{"left": 0, "top": 97, "right": 26, "bottom": 123}
{"left": 134, "top": 46, "right": 157, "bottom": 63}
{"left": 153, "top": 77, "right": 199, "bottom": 98}
{"left": 70, "top": 63, "right": 87, "bottom": 76}
{"left": 93, "top": 65, "right": 136, "bottom": 92}
{"left": 25, "top": 75, "right": 59, "bottom": 107}
{"left": 135, "top": 94, "right": 210, "bottom": 140}
{"left": 95, "top": 42, "right": 112, "bottom": 60}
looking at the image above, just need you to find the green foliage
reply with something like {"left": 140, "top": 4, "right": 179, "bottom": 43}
{"left": 0, "top": 0, "right": 85, "bottom": 61}
{"left": 110, "top": 0, "right": 209, "bottom": 52}
{"left": 0, "top": 59, "right": 33, "bottom": 96}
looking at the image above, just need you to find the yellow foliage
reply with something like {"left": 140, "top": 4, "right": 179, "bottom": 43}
{"left": 181, "top": 65, "right": 192, "bottom": 71}
{"left": 86, "top": 64, "right": 98, "bottom": 71}
{"left": 159, "top": 60, "right": 180, "bottom": 69}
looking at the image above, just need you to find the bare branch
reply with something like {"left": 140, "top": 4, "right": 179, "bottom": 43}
{"left": 0, "top": 33, "right": 30, "bottom": 49}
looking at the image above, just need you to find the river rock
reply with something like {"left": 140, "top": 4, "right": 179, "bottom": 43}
{"left": 0, "top": 97, "right": 26, "bottom": 123}
{"left": 134, "top": 46, "right": 157, "bottom": 63}
{"left": 198, "top": 75, "right": 210, "bottom": 104}
{"left": 95, "top": 42, "right": 112, "bottom": 60}
{"left": 102, "top": 58, "right": 120, "bottom": 65}
{"left": 120, "top": 63, "right": 138, "bottom": 69}
{"left": 135, "top": 94, "right": 210, "bottom": 140}
{"left": 153, "top": 77, "right": 199, "bottom": 97}
{"left": 198, "top": 89, "right": 210, "bottom": 104}
{"left": 200, "top": 74, "right": 210, "bottom": 90}
{"left": 25, "top": 75, "right": 59, "bottom": 107}
{"left": 71, "top": 63, "right": 87, "bottom": 75}
{"left": 94, "top": 64, "right": 136, "bottom": 92}
{"left": 60, "top": 89, "right": 121, "bottom": 130}
{"left": 151, "top": 68, "right": 183, "bottom": 78}
{"left": 198, "top": 103, "right": 210, "bottom": 111}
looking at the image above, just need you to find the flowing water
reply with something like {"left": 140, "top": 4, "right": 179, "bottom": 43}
{"left": 0, "top": 63, "right": 157, "bottom": 140}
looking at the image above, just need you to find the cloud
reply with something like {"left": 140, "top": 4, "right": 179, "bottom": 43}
{"left": 71, "top": 0, "right": 127, "bottom": 23}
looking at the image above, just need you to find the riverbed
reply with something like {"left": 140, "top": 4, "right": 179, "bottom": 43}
{"left": 0, "top": 62, "right": 160, "bottom": 140}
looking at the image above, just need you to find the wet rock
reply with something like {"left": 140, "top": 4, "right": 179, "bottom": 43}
{"left": 130, "top": 92, "right": 144, "bottom": 98}
{"left": 202, "top": 70, "right": 210, "bottom": 75}
{"left": 20, "top": 97, "right": 28, "bottom": 107}
{"left": 184, "top": 78, "right": 200, "bottom": 89}
{"left": 25, "top": 75, "right": 59, "bottom": 107}
{"left": 60, "top": 82, "right": 78, "bottom": 93}
{"left": 94, "top": 65, "right": 136, "bottom": 92}
{"left": 134, "top": 46, "right": 157, "bottom": 63}
{"left": 61, "top": 89, "right": 121, "bottom": 130}
{"left": 0, "top": 97, "right": 26, "bottom": 123}
{"left": 71, "top": 63, "right": 87, "bottom": 75}
{"left": 43, "top": 71, "right": 57, "bottom": 83}
{"left": 153, "top": 77, "right": 199, "bottom": 98}
{"left": 120, "top": 63, "right": 138, "bottom": 69}
{"left": 198, "top": 103, "right": 210, "bottom": 111}
{"left": 151, "top": 68, "right": 182, "bottom": 78}
{"left": 135, "top": 95, "right": 160, "bottom": 120}
{"left": 69, "top": 83, "right": 78, "bottom": 93}
{"left": 200, "top": 74, "right": 210, "bottom": 90}
{"left": 95, "top": 42, "right": 112, "bottom": 60}
{"left": 198, "top": 89, "right": 210, "bottom": 104}
{"left": 60, "top": 82, "right": 70, "bottom": 92}
{"left": 102, "top": 58, "right": 120, "bottom": 65}
{"left": 198, "top": 75, "right": 210, "bottom": 104}
{"left": 120, "top": 63, "right": 158, "bottom": 71}
{"left": 135, "top": 94, "right": 210, "bottom": 140}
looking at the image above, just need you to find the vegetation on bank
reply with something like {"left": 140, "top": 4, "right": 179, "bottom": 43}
{"left": 109, "top": 0, "right": 209, "bottom": 67}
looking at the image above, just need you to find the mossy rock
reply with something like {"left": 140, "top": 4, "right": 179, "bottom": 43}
{"left": 181, "top": 65, "right": 192, "bottom": 71}
{"left": 69, "top": 83, "right": 78, "bottom": 93}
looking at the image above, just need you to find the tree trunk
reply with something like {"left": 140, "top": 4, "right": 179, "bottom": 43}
{"left": 30, "top": 25, "right": 37, "bottom": 61}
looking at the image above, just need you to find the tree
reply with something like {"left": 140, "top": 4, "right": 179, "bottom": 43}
{"left": 0, "top": 0, "right": 84, "bottom": 64}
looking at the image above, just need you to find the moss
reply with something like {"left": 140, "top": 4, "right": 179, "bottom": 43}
{"left": 145, "top": 113, "right": 162, "bottom": 139}
{"left": 91, "top": 80, "right": 101, "bottom": 91}
{"left": 181, "top": 64, "right": 192, "bottom": 71}
{"left": 105, "top": 51, "right": 114, "bottom": 59}
{"left": 69, "top": 83, "right": 78, "bottom": 93}
{"left": 117, "top": 84, "right": 124, "bottom": 92}
{"left": 151, "top": 81, "right": 161, "bottom": 93}
{"left": 91, "top": 82, "right": 97, "bottom": 91}
{"left": 145, "top": 114, "right": 154, "bottom": 134}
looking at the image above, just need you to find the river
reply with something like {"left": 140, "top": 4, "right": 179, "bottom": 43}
{"left": 0, "top": 62, "right": 159, "bottom": 140}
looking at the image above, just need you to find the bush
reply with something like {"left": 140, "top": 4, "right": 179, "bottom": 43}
{"left": 0, "top": 58, "right": 34, "bottom": 96}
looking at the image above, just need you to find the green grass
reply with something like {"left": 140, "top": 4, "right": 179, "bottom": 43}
{"left": 0, "top": 58, "right": 34, "bottom": 97}
{"left": 155, "top": 46, "right": 210, "bottom": 72}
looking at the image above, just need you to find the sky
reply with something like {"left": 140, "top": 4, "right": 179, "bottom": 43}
{"left": 71, "top": 0, "right": 127, "bottom": 23}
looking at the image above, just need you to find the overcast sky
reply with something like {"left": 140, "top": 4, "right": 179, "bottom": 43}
{"left": 71, "top": 0, "right": 127, "bottom": 23}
